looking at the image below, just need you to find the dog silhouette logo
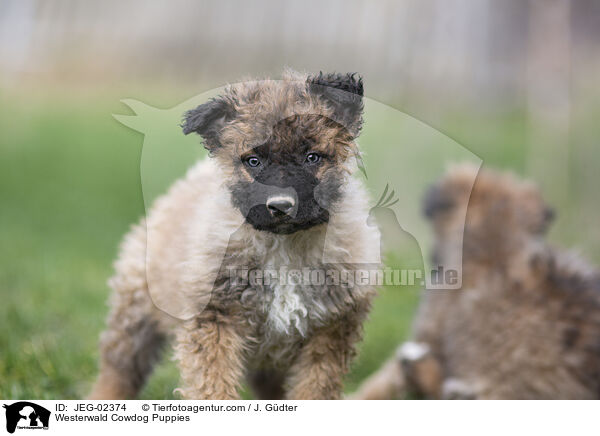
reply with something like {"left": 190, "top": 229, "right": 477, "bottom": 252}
{"left": 2, "top": 402, "right": 50, "bottom": 434}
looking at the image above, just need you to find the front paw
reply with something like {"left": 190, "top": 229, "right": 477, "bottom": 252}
{"left": 397, "top": 341, "right": 441, "bottom": 398}
{"left": 397, "top": 341, "right": 431, "bottom": 363}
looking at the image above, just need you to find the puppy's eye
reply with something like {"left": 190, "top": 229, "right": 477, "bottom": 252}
{"left": 245, "top": 156, "right": 261, "bottom": 167}
{"left": 305, "top": 153, "right": 321, "bottom": 164}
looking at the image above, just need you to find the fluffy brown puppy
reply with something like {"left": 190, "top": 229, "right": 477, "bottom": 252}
{"left": 88, "top": 70, "right": 380, "bottom": 400}
{"left": 352, "top": 164, "right": 600, "bottom": 400}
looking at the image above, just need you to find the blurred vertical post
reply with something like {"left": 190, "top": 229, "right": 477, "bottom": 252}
{"left": 0, "top": 0, "right": 35, "bottom": 85}
{"left": 526, "top": 0, "right": 572, "bottom": 235}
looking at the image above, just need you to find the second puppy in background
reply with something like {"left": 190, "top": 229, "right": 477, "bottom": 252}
{"left": 352, "top": 164, "right": 600, "bottom": 400}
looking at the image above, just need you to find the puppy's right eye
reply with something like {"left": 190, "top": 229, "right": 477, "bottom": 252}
{"left": 245, "top": 156, "right": 261, "bottom": 167}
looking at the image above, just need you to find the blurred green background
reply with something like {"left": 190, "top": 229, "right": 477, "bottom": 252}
{"left": 1, "top": 0, "right": 599, "bottom": 399}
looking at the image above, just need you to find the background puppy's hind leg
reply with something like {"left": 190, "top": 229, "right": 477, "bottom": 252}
{"left": 347, "top": 357, "right": 406, "bottom": 400}
{"left": 349, "top": 341, "right": 441, "bottom": 400}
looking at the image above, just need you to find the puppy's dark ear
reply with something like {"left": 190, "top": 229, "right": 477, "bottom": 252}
{"left": 307, "top": 72, "right": 364, "bottom": 136}
{"left": 423, "top": 183, "right": 454, "bottom": 219}
{"left": 182, "top": 97, "right": 236, "bottom": 151}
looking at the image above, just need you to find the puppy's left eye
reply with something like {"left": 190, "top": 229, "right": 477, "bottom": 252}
{"left": 305, "top": 153, "right": 321, "bottom": 164}
{"left": 245, "top": 156, "right": 261, "bottom": 167}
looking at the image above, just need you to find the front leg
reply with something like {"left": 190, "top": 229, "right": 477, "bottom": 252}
{"left": 286, "top": 312, "right": 365, "bottom": 400}
{"left": 174, "top": 312, "right": 247, "bottom": 399}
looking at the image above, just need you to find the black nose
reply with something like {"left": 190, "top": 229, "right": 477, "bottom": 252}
{"left": 267, "top": 199, "right": 294, "bottom": 217}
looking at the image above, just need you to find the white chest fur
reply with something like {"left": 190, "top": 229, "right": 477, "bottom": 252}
{"left": 254, "top": 231, "right": 331, "bottom": 338}
{"left": 261, "top": 263, "right": 330, "bottom": 338}
{"left": 267, "top": 279, "right": 310, "bottom": 335}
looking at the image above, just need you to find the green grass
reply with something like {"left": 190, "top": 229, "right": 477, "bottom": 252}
{"left": 0, "top": 85, "right": 595, "bottom": 399}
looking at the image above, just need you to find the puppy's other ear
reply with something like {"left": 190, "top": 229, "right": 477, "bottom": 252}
{"left": 182, "top": 97, "right": 236, "bottom": 151}
{"left": 423, "top": 183, "right": 454, "bottom": 220}
{"left": 544, "top": 206, "right": 555, "bottom": 225}
{"left": 307, "top": 72, "right": 364, "bottom": 136}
